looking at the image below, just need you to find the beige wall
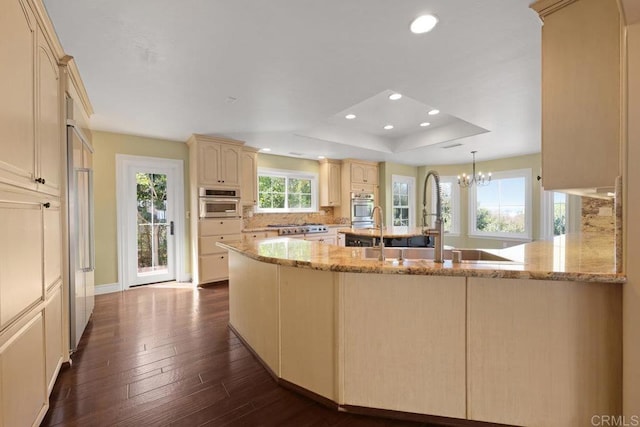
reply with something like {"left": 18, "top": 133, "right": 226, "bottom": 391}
{"left": 623, "top": 21, "right": 640, "bottom": 417}
{"left": 92, "top": 130, "right": 190, "bottom": 287}
{"left": 258, "top": 153, "right": 320, "bottom": 174}
{"left": 418, "top": 153, "right": 542, "bottom": 249}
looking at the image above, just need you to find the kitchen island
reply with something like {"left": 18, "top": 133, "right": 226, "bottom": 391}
{"left": 218, "top": 234, "right": 623, "bottom": 427}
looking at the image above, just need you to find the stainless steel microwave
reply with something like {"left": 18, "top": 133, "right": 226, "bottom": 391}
{"left": 199, "top": 187, "right": 241, "bottom": 218}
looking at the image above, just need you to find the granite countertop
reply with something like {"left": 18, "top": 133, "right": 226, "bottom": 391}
{"left": 337, "top": 226, "right": 430, "bottom": 238}
{"left": 218, "top": 232, "right": 625, "bottom": 284}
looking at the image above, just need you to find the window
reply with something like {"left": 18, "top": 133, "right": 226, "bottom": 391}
{"left": 257, "top": 168, "right": 318, "bottom": 212}
{"left": 432, "top": 176, "right": 460, "bottom": 235}
{"left": 541, "top": 190, "right": 572, "bottom": 239}
{"left": 392, "top": 175, "right": 415, "bottom": 226}
{"left": 469, "top": 168, "right": 532, "bottom": 240}
{"left": 553, "top": 192, "right": 567, "bottom": 235}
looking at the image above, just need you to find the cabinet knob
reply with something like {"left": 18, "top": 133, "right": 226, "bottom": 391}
{"left": 43, "top": 202, "right": 51, "bottom": 208}
{"left": 220, "top": 221, "right": 224, "bottom": 224}
{"left": 35, "top": 177, "right": 46, "bottom": 184}
{"left": 221, "top": 256, "right": 224, "bottom": 259}
{"left": 220, "top": 236, "right": 224, "bottom": 240}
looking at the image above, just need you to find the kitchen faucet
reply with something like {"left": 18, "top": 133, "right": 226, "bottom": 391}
{"left": 422, "top": 170, "right": 444, "bottom": 263}
{"left": 371, "top": 205, "right": 385, "bottom": 261}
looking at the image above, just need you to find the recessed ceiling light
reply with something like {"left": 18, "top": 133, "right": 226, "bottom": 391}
{"left": 420, "top": 122, "right": 431, "bottom": 127}
{"left": 410, "top": 15, "right": 439, "bottom": 34}
{"left": 388, "top": 93, "right": 402, "bottom": 101}
{"left": 345, "top": 114, "right": 356, "bottom": 120}
{"left": 261, "top": 148, "right": 271, "bottom": 152}
{"left": 383, "top": 125, "right": 394, "bottom": 130}
{"left": 318, "top": 155, "right": 325, "bottom": 159}
{"left": 428, "top": 109, "right": 440, "bottom": 115}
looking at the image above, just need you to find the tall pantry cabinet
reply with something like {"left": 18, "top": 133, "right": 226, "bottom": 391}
{"left": 0, "top": 0, "right": 94, "bottom": 425}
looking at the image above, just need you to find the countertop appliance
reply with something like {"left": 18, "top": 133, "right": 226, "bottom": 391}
{"left": 199, "top": 187, "right": 241, "bottom": 218}
{"left": 350, "top": 192, "right": 375, "bottom": 228}
{"left": 268, "top": 223, "right": 329, "bottom": 236}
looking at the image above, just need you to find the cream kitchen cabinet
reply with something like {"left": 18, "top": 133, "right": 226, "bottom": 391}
{"left": 241, "top": 147, "right": 258, "bottom": 205}
{"left": 0, "top": 189, "right": 44, "bottom": 330}
{"left": 188, "top": 135, "right": 242, "bottom": 188}
{"left": 319, "top": 159, "right": 341, "bottom": 207}
{"left": 242, "top": 230, "right": 279, "bottom": 242}
{"left": 0, "top": 312, "right": 47, "bottom": 427}
{"left": 44, "top": 282, "right": 63, "bottom": 394}
{"left": 0, "top": 0, "right": 61, "bottom": 196}
{"left": 198, "top": 218, "right": 242, "bottom": 284}
{"left": 532, "top": 0, "right": 621, "bottom": 192}
{"left": 351, "top": 161, "right": 378, "bottom": 186}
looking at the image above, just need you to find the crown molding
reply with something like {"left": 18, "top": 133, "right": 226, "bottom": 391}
{"left": 530, "top": 0, "right": 578, "bottom": 18}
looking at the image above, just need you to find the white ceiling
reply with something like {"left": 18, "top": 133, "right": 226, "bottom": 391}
{"left": 43, "top": 0, "right": 542, "bottom": 166}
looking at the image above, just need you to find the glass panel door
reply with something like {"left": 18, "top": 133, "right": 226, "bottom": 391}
{"left": 136, "top": 172, "right": 169, "bottom": 276}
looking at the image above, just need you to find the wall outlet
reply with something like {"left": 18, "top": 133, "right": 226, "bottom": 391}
{"left": 598, "top": 207, "right": 613, "bottom": 216}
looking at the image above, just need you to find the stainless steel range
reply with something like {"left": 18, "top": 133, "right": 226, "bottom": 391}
{"left": 268, "top": 223, "right": 328, "bottom": 236}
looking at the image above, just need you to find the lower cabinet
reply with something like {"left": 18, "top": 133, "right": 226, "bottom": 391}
{"left": 342, "top": 273, "right": 467, "bottom": 418}
{"left": 0, "top": 312, "right": 47, "bottom": 427}
{"left": 467, "top": 278, "right": 622, "bottom": 427}
{"left": 198, "top": 219, "right": 242, "bottom": 284}
{"left": 44, "top": 282, "right": 64, "bottom": 394}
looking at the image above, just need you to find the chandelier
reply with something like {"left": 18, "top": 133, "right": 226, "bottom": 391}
{"left": 458, "top": 151, "right": 491, "bottom": 187}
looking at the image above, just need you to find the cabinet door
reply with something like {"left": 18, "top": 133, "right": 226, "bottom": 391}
{"left": 0, "top": 196, "right": 43, "bottom": 329}
{"left": 36, "top": 30, "right": 61, "bottom": 196}
{"left": 198, "top": 141, "right": 221, "bottom": 186}
{"left": 44, "top": 283, "right": 63, "bottom": 394}
{"left": 199, "top": 253, "right": 229, "bottom": 283}
{"left": 320, "top": 161, "right": 341, "bottom": 206}
{"left": 539, "top": 0, "right": 620, "bottom": 190}
{"left": 0, "top": 0, "right": 37, "bottom": 189}
{"left": 220, "top": 144, "right": 241, "bottom": 186}
{"left": 350, "top": 163, "right": 366, "bottom": 184}
{"left": 364, "top": 165, "right": 378, "bottom": 185}
{"left": 0, "top": 313, "right": 47, "bottom": 427}
{"left": 43, "top": 201, "right": 61, "bottom": 292}
{"left": 241, "top": 150, "right": 257, "bottom": 205}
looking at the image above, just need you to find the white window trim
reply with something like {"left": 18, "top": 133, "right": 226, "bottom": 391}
{"left": 433, "top": 176, "right": 461, "bottom": 237}
{"left": 469, "top": 168, "right": 532, "bottom": 241}
{"left": 256, "top": 167, "right": 319, "bottom": 213}
{"left": 541, "top": 190, "right": 581, "bottom": 239}
{"left": 391, "top": 174, "right": 416, "bottom": 227}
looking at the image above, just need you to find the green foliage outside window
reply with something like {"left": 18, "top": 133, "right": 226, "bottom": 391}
{"left": 136, "top": 173, "right": 168, "bottom": 270}
{"left": 258, "top": 174, "right": 312, "bottom": 210}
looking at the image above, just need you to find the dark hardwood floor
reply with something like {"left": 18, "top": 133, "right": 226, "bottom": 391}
{"left": 42, "top": 282, "right": 435, "bottom": 426}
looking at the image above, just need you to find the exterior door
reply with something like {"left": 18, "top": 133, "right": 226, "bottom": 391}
{"left": 117, "top": 155, "right": 184, "bottom": 288}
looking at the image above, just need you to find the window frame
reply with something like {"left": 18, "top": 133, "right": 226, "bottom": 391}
{"left": 432, "top": 176, "right": 461, "bottom": 237}
{"left": 391, "top": 175, "right": 416, "bottom": 227}
{"left": 256, "top": 167, "right": 318, "bottom": 213}
{"left": 468, "top": 168, "right": 532, "bottom": 241}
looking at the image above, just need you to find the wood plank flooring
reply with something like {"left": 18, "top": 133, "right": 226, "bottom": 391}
{"left": 42, "top": 282, "right": 435, "bottom": 426}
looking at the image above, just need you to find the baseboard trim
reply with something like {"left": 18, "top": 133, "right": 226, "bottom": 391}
{"left": 94, "top": 283, "right": 121, "bottom": 295}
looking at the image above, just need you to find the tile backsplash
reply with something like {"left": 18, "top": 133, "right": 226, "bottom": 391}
{"left": 242, "top": 206, "right": 349, "bottom": 229}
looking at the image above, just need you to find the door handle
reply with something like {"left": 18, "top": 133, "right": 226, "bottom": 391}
{"left": 170, "top": 221, "right": 174, "bottom": 235}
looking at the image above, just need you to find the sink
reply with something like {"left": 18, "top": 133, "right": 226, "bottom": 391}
{"left": 362, "top": 247, "right": 513, "bottom": 262}
{"left": 361, "top": 247, "right": 404, "bottom": 261}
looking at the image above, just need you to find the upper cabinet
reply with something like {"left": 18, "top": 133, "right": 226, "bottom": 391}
{"left": 532, "top": 0, "right": 622, "bottom": 192}
{"left": 36, "top": 26, "right": 62, "bottom": 196}
{"left": 188, "top": 135, "right": 242, "bottom": 188}
{"left": 241, "top": 147, "right": 258, "bottom": 206}
{"left": 0, "top": 0, "right": 62, "bottom": 196}
{"left": 351, "top": 162, "right": 378, "bottom": 186}
{"left": 319, "top": 159, "right": 341, "bottom": 207}
{"left": 0, "top": 0, "right": 36, "bottom": 190}
{"left": 342, "top": 159, "right": 379, "bottom": 194}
